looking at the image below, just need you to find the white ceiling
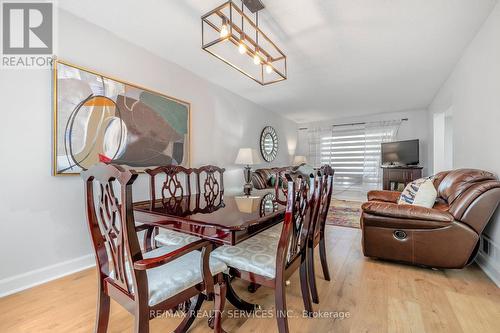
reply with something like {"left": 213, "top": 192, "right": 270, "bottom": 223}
{"left": 58, "top": 0, "right": 497, "bottom": 123}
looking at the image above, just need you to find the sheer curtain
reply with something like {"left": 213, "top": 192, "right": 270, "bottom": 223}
{"left": 363, "top": 120, "right": 401, "bottom": 191}
{"left": 306, "top": 120, "right": 401, "bottom": 191}
{"left": 307, "top": 127, "right": 331, "bottom": 168}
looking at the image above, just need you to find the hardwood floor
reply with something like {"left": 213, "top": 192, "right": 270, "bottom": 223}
{"left": 1, "top": 226, "right": 499, "bottom": 333}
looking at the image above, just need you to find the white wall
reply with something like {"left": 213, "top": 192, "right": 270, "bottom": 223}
{"left": 428, "top": 2, "right": 500, "bottom": 285}
{"left": 296, "top": 109, "right": 430, "bottom": 174}
{"left": 0, "top": 10, "right": 297, "bottom": 295}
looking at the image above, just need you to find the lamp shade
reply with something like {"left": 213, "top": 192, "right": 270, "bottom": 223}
{"left": 235, "top": 148, "right": 262, "bottom": 165}
{"left": 293, "top": 155, "right": 307, "bottom": 165}
{"left": 235, "top": 196, "right": 261, "bottom": 213}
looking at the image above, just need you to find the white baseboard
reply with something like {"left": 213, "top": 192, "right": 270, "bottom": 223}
{"left": 0, "top": 254, "right": 96, "bottom": 297}
{"left": 476, "top": 236, "right": 500, "bottom": 288}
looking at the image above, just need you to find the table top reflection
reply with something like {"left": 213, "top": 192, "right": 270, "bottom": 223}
{"left": 133, "top": 190, "right": 284, "bottom": 244}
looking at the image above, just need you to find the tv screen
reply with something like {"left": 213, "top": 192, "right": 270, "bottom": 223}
{"left": 381, "top": 139, "right": 419, "bottom": 166}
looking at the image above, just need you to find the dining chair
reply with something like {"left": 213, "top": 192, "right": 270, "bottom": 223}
{"left": 212, "top": 174, "right": 321, "bottom": 333}
{"left": 261, "top": 168, "right": 315, "bottom": 242}
{"left": 192, "top": 165, "right": 226, "bottom": 214}
{"left": 144, "top": 165, "right": 201, "bottom": 250}
{"left": 307, "top": 165, "right": 334, "bottom": 304}
{"left": 273, "top": 167, "right": 290, "bottom": 205}
{"left": 194, "top": 165, "right": 225, "bottom": 196}
{"left": 82, "top": 163, "right": 227, "bottom": 333}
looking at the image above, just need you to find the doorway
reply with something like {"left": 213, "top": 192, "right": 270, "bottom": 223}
{"left": 433, "top": 108, "right": 453, "bottom": 173}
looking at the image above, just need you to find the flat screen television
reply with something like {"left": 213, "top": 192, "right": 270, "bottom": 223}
{"left": 381, "top": 139, "right": 419, "bottom": 166}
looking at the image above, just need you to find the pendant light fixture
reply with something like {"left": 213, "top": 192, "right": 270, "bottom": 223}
{"left": 201, "top": 0, "right": 287, "bottom": 85}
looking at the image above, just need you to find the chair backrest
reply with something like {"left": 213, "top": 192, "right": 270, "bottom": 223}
{"left": 146, "top": 165, "right": 193, "bottom": 210}
{"left": 194, "top": 165, "right": 225, "bottom": 194}
{"left": 313, "top": 165, "right": 335, "bottom": 240}
{"left": 82, "top": 163, "right": 143, "bottom": 296}
{"left": 276, "top": 174, "right": 319, "bottom": 274}
{"left": 274, "top": 167, "right": 291, "bottom": 205}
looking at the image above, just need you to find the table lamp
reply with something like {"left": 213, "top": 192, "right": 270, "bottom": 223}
{"left": 293, "top": 155, "right": 307, "bottom": 166}
{"left": 235, "top": 148, "right": 261, "bottom": 195}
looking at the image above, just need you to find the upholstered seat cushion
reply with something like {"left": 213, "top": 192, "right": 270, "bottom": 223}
{"left": 110, "top": 245, "right": 227, "bottom": 306}
{"left": 260, "top": 223, "right": 283, "bottom": 239}
{"left": 155, "top": 229, "right": 201, "bottom": 246}
{"left": 212, "top": 234, "right": 279, "bottom": 279}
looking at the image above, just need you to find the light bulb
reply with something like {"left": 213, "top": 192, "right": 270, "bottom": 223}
{"left": 220, "top": 24, "right": 229, "bottom": 38}
{"left": 266, "top": 63, "right": 273, "bottom": 74}
{"left": 253, "top": 54, "right": 261, "bottom": 65}
{"left": 238, "top": 42, "right": 246, "bottom": 54}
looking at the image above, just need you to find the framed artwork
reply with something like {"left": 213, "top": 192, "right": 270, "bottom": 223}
{"left": 53, "top": 59, "right": 190, "bottom": 175}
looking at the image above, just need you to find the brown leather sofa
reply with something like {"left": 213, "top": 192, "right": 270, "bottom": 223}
{"left": 252, "top": 164, "right": 312, "bottom": 190}
{"left": 361, "top": 169, "right": 500, "bottom": 269}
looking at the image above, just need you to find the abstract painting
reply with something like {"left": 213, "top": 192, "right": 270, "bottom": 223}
{"left": 53, "top": 60, "right": 190, "bottom": 175}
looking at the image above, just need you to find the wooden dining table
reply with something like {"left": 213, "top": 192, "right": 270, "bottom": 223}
{"left": 133, "top": 189, "right": 285, "bottom": 311}
{"left": 133, "top": 190, "right": 285, "bottom": 245}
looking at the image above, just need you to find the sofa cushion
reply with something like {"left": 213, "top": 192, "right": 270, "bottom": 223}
{"left": 362, "top": 201, "right": 454, "bottom": 222}
{"left": 437, "top": 169, "right": 496, "bottom": 204}
{"left": 367, "top": 190, "right": 401, "bottom": 203}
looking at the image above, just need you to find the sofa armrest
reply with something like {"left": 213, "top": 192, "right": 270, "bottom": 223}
{"left": 367, "top": 190, "right": 401, "bottom": 203}
{"left": 361, "top": 202, "right": 454, "bottom": 222}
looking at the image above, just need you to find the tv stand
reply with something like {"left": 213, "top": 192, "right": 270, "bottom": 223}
{"left": 381, "top": 165, "right": 423, "bottom": 191}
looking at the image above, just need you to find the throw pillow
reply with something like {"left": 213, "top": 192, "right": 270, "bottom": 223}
{"left": 398, "top": 177, "right": 437, "bottom": 208}
{"left": 251, "top": 172, "right": 267, "bottom": 190}
{"left": 268, "top": 175, "right": 281, "bottom": 187}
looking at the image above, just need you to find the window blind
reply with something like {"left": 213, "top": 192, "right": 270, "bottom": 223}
{"left": 308, "top": 123, "right": 398, "bottom": 190}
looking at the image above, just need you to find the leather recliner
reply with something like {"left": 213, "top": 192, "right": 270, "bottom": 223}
{"left": 361, "top": 169, "right": 500, "bottom": 269}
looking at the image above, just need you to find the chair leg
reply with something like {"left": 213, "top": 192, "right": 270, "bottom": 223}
{"left": 299, "top": 257, "right": 313, "bottom": 317}
{"left": 174, "top": 295, "right": 204, "bottom": 333}
{"left": 307, "top": 246, "right": 320, "bottom": 304}
{"left": 134, "top": 310, "right": 149, "bottom": 333}
{"left": 319, "top": 236, "right": 331, "bottom": 281}
{"left": 95, "top": 288, "right": 110, "bottom": 333}
{"left": 213, "top": 281, "right": 227, "bottom": 333}
{"left": 224, "top": 274, "right": 259, "bottom": 312}
{"left": 275, "top": 280, "right": 289, "bottom": 333}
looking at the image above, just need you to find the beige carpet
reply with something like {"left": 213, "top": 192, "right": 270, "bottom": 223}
{"left": 326, "top": 199, "right": 363, "bottom": 228}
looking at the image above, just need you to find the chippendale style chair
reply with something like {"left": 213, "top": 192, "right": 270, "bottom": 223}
{"left": 82, "top": 163, "right": 227, "bottom": 333}
{"left": 144, "top": 165, "right": 200, "bottom": 250}
{"left": 193, "top": 165, "right": 225, "bottom": 214}
{"left": 194, "top": 165, "right": 225, "bottom": 195}
{"left": 148, "top": 165, "right": 225, "bottom": 248}
{"left": 307, "top": 165, "right": 334, "bottom": 304}
{"left": 273, "top": 167, "right": 290, "bottom": 205}
{"left": 212, "top": 174, "right": 321, "bottom": 333}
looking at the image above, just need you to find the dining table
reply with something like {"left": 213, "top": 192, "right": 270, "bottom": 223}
{"left": 133, "top": 189, "right": 286, "bottom": 311}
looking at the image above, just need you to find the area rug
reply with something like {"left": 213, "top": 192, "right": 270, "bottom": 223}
{"left": 326, "top": 199, "right": 363, "bottom": 229}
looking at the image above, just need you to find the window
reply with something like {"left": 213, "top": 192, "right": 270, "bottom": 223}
{"left": 308, "top": 122, "right": 399, "bottom": 191}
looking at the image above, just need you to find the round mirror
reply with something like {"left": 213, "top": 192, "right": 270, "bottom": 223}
{"left": 260, "top": 193, "right": 278, "bottom": 217}
{"left": 260, "top": 126, "right": 278, "bottom": 162}
{"left": 263, "top": 134, "right": 274, "bottom": 154}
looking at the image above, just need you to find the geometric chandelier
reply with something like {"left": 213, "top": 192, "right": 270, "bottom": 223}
{"left": 201, "top": 0, "right": 287, "bottom": 85}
